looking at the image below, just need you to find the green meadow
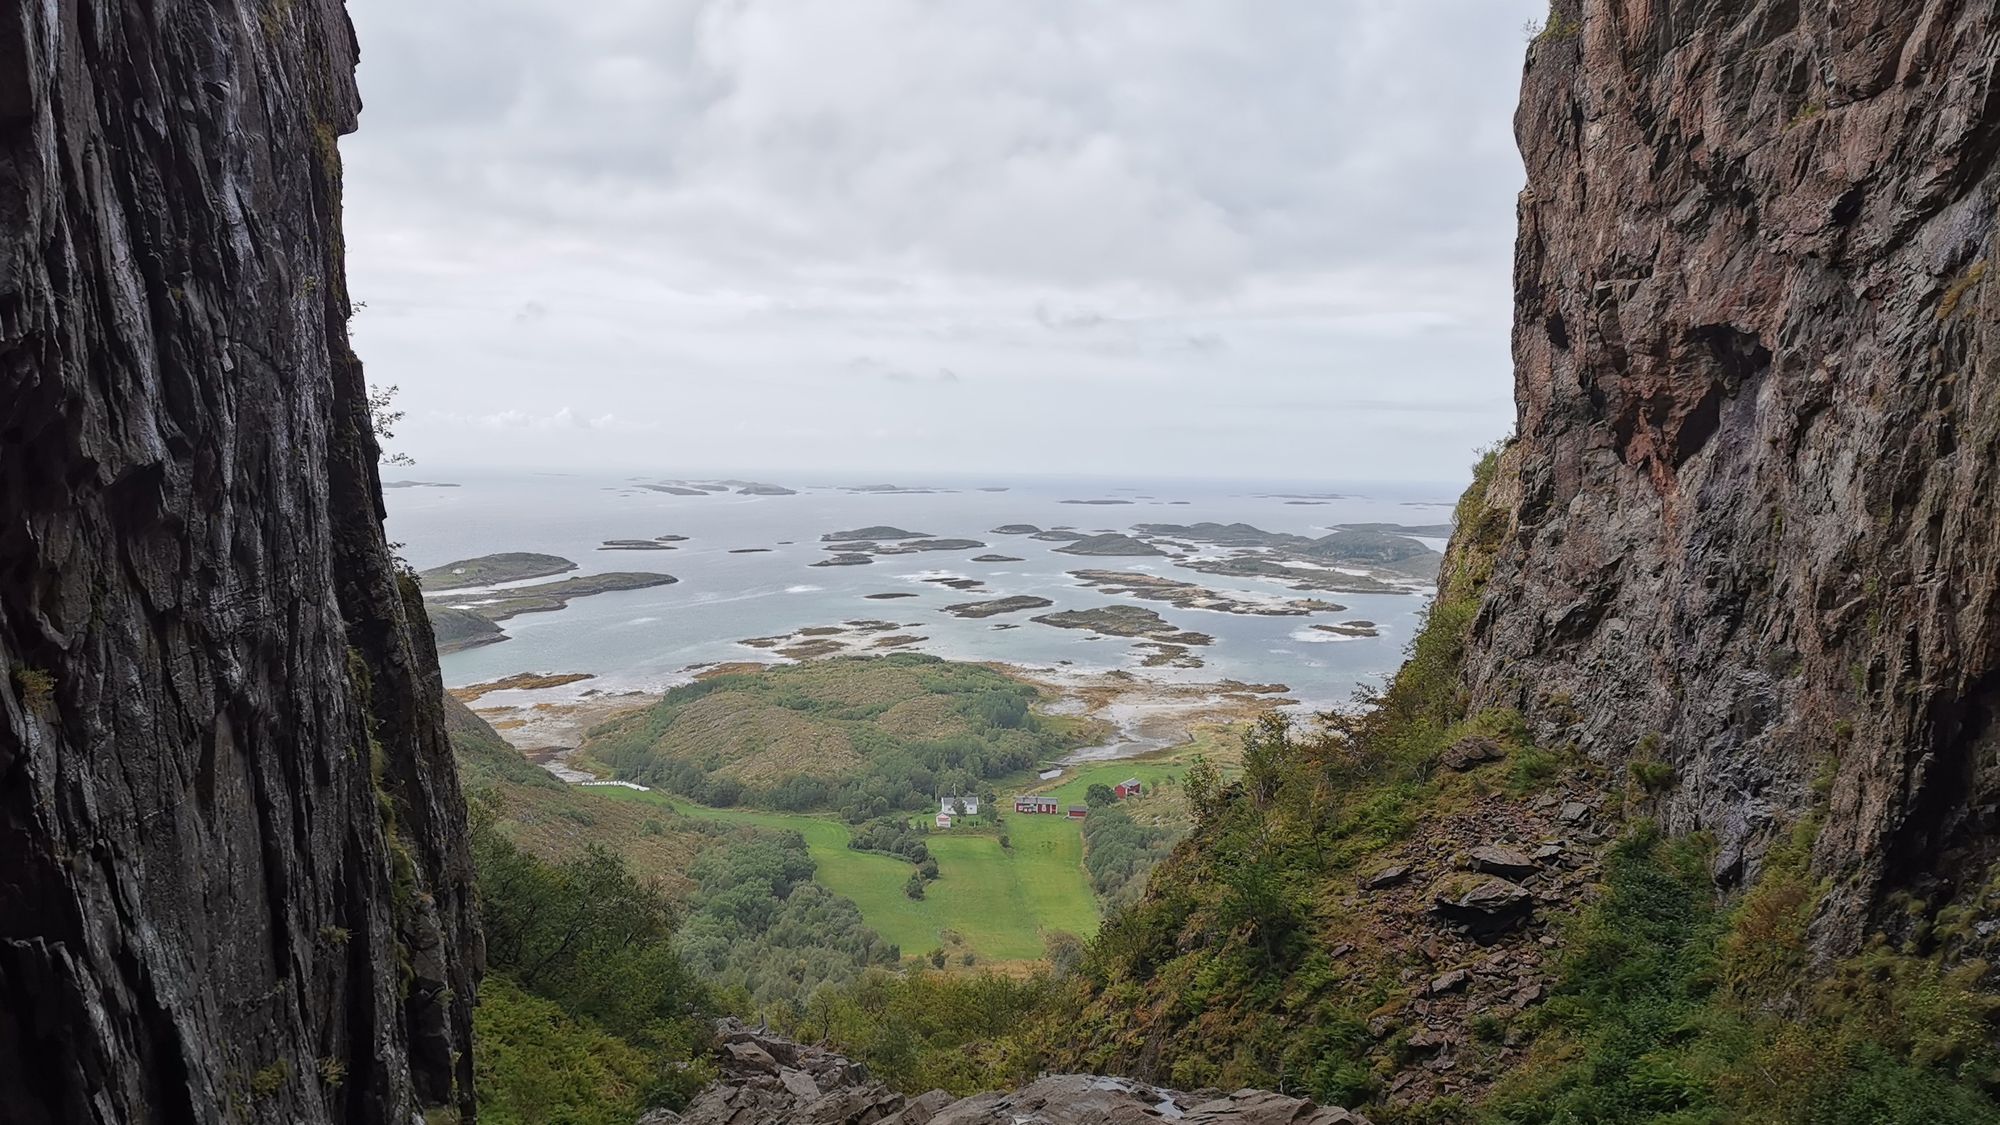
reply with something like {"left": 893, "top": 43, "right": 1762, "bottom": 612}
{"left": 595, "top": 788, "right": 1099, "bottom": 963}
{"left": 587, "top": 713, "right": 1245, "bottom": 964}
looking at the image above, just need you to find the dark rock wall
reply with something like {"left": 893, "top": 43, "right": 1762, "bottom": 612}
{"left": 1470, "top": 0, "right": 2000, "bottom": 946}
{"left": 0, "top": 2, "right": 479, "bottom": 1121}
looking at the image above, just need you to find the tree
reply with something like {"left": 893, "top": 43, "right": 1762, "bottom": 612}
{"left": 1242, "top": 713, "right": 1291, "bottom": 807}
{"left": 368, "top": 383, "right": 414, "bottom": 466}
{"left": 1086, "top": 783, "right": 1117, "bottom": 807}
{"left": 904, "top": 874, "right": 927, "bottom": 900}
{"left": 1044, "top": 931, "right": 1087, "bottom": 977}
{"left": 1184, "top": 755, "right": 1222, "bottom": 827}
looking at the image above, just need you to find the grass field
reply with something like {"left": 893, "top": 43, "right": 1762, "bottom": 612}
{"left": 583, "top": 718, "right": 1250, "bottom": 964}
{"left": 594, "top": 788, "right": 1098, "bottom": 963}
{"left": 1008, "top": 719, "right": 1247, "bottom": 827}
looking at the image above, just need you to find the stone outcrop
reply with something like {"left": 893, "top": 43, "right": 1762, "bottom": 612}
{"left": 1468, "top": 0, "right": 2000, "bottom": 946}
{"left": 0, "top": 3, "right": 478, "bottom": 1122}
{"left": 660, "top": 1022, "right": 1371, "bottom": 1125}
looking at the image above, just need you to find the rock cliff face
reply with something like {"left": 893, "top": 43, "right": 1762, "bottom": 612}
{"left": 1468, "top": 0, "right": 2000, "bottom": 945}
{"left": 0, "top": 3, "right": 478, "bottom": 1122}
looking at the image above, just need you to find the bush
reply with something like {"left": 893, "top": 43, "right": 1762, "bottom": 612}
{"left": 470, "top": 815, "right": 713, "bottom": 1114}
{"left": 475, "top": 976, "right": 662, "bottom": 1125}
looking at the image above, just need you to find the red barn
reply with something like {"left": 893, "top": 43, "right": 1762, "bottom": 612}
{"left": 1014, "top": 795, "right": 1059, "bottom": 815}
{"left": 1066, "top": 806, "right": 1089, "bottom": 820}
{"left": 1115, "top": 778, "right": 1143, "bottom": 799}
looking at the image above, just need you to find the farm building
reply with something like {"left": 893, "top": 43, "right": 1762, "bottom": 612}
{"left": 1014, "top": 795, "right": 1060, "bottom": 815}
{"left": 935, "top": 812, "right": 953, "bottom": 829}
{"left": 1115, "top": 778, "right": 1144, "bottom": 799}
{"left": 940, "top": 795, "right": 981, "bottom": 815}
{"left": 1066, "top": 806, "right": 1090, "bottom": 820}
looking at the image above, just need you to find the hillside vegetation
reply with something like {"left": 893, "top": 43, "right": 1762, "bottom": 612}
{"left": 783, "top": 450, "right": 2000, "bottom": 1123}
{"left": 448, "top": 706, "right": 912, "bottom": 1119}
{"left": 580, "top": 653, "right": 1105, "bottom": 815}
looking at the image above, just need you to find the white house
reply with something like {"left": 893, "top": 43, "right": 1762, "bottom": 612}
{"left": 939, "top": 795, "right": 980, "bottom": 816}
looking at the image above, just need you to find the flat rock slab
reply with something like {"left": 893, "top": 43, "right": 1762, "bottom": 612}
{"left": 1466, "top": 845, "right": 1540, "bottom": 880}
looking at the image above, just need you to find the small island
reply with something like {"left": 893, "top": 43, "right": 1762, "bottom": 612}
{"left": 1068, "top": 570, "right": 1341, "bottom": 617}
{"left": 811, "top": 553, "right": 874, "bottom": 567}
{"left": 823, "top": 526, "right": 931, "bottom": 542}
{"left": 1053, "top": 533, "right": 1167, "bottom": 557}
{"left": 971, "top": 554, "right": 1025, "bottom": 563}
{"left": 1030, "top": 604, "right": 1210, "bottom": 644}
{"left": 430, "top": 572, "right": 678, "bottom": 622}
{"left": 990, "top": 524, "right": 1041, "bottom": 535}
{"left": 873, "top": 538, "right": 987, "bottom": 554}
{"left": 599, "top": 539, "right": 678, "bottom": 551}
{"left": 1311, "top": 621, "right": 1382, "bottom": 638}
{"left": 1334, "top": 521, "right": 1453, "bottom": 537}
{"left": 1132, "top": 521, "right": 1441, "bottom": 580}
{"left": 420, "top": 551, "right": 578, "bottom": 591}
{"left": 424, "top": 566, "right": 676, "bottom": 652}
{"left": 429, "top": 606, "right": 505, "bottom": 654}
{"left": 942, "top": 595, "right": 1055, "bottom": 619}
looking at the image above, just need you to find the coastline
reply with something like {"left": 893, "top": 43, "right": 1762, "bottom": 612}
{"left": 459, "top": 654, "right": 1293, "bottom": 783}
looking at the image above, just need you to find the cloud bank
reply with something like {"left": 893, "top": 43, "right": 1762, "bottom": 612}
{"left": 342, "top": 0, "right": 1542, "bottom": 482}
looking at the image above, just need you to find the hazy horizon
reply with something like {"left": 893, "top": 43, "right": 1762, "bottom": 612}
{"left": 342, "top": 1, "right": 1541, "bottom": 480}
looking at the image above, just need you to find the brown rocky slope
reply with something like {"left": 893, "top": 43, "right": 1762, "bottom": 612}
{"left": 1469, "top": 0, "right": 2000, "bottom": 948}
{"left": 0, "top": 3, "right": 478, "bottom": 1122}
{"left": 650, "top": 1021, "right": 1371, "bottom": 1125}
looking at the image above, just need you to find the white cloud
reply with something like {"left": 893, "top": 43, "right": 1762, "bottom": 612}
{"left": 341, "top": 0, "right": 1541, "bottom": 480}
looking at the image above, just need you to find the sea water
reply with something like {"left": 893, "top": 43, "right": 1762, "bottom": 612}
{"left": 383, "top": 471, "right": 1457, "bottom": 711}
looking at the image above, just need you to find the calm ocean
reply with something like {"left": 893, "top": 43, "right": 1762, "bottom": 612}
{"left": 384, "top": 471, "right": 1460, "bottom": 711}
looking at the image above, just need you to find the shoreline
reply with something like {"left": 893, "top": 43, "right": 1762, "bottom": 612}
{"left": 464, "top": 655, "right": 1299, "bottom": 782}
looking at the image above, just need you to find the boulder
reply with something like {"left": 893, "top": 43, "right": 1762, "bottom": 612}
{"left": 1360, "top": 863, "right": 1413, "bottom": 890}
{"left": 1466, "top": 845, "right": 1540, "bottom": 880}
{"left": 1431, "top": 874, "right": 1535, "bottom": 936}
{"left": 1440, "top": 736, "right": 1504, "bottom": 771}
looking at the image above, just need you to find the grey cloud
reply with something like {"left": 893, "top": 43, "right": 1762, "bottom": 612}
{"left": 341, "top": 0, "right": 1543, "bottom": 480}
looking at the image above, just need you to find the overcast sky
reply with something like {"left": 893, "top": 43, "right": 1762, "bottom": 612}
{"left": 341, "top": 0, "right": 1541, "bottom": 484}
